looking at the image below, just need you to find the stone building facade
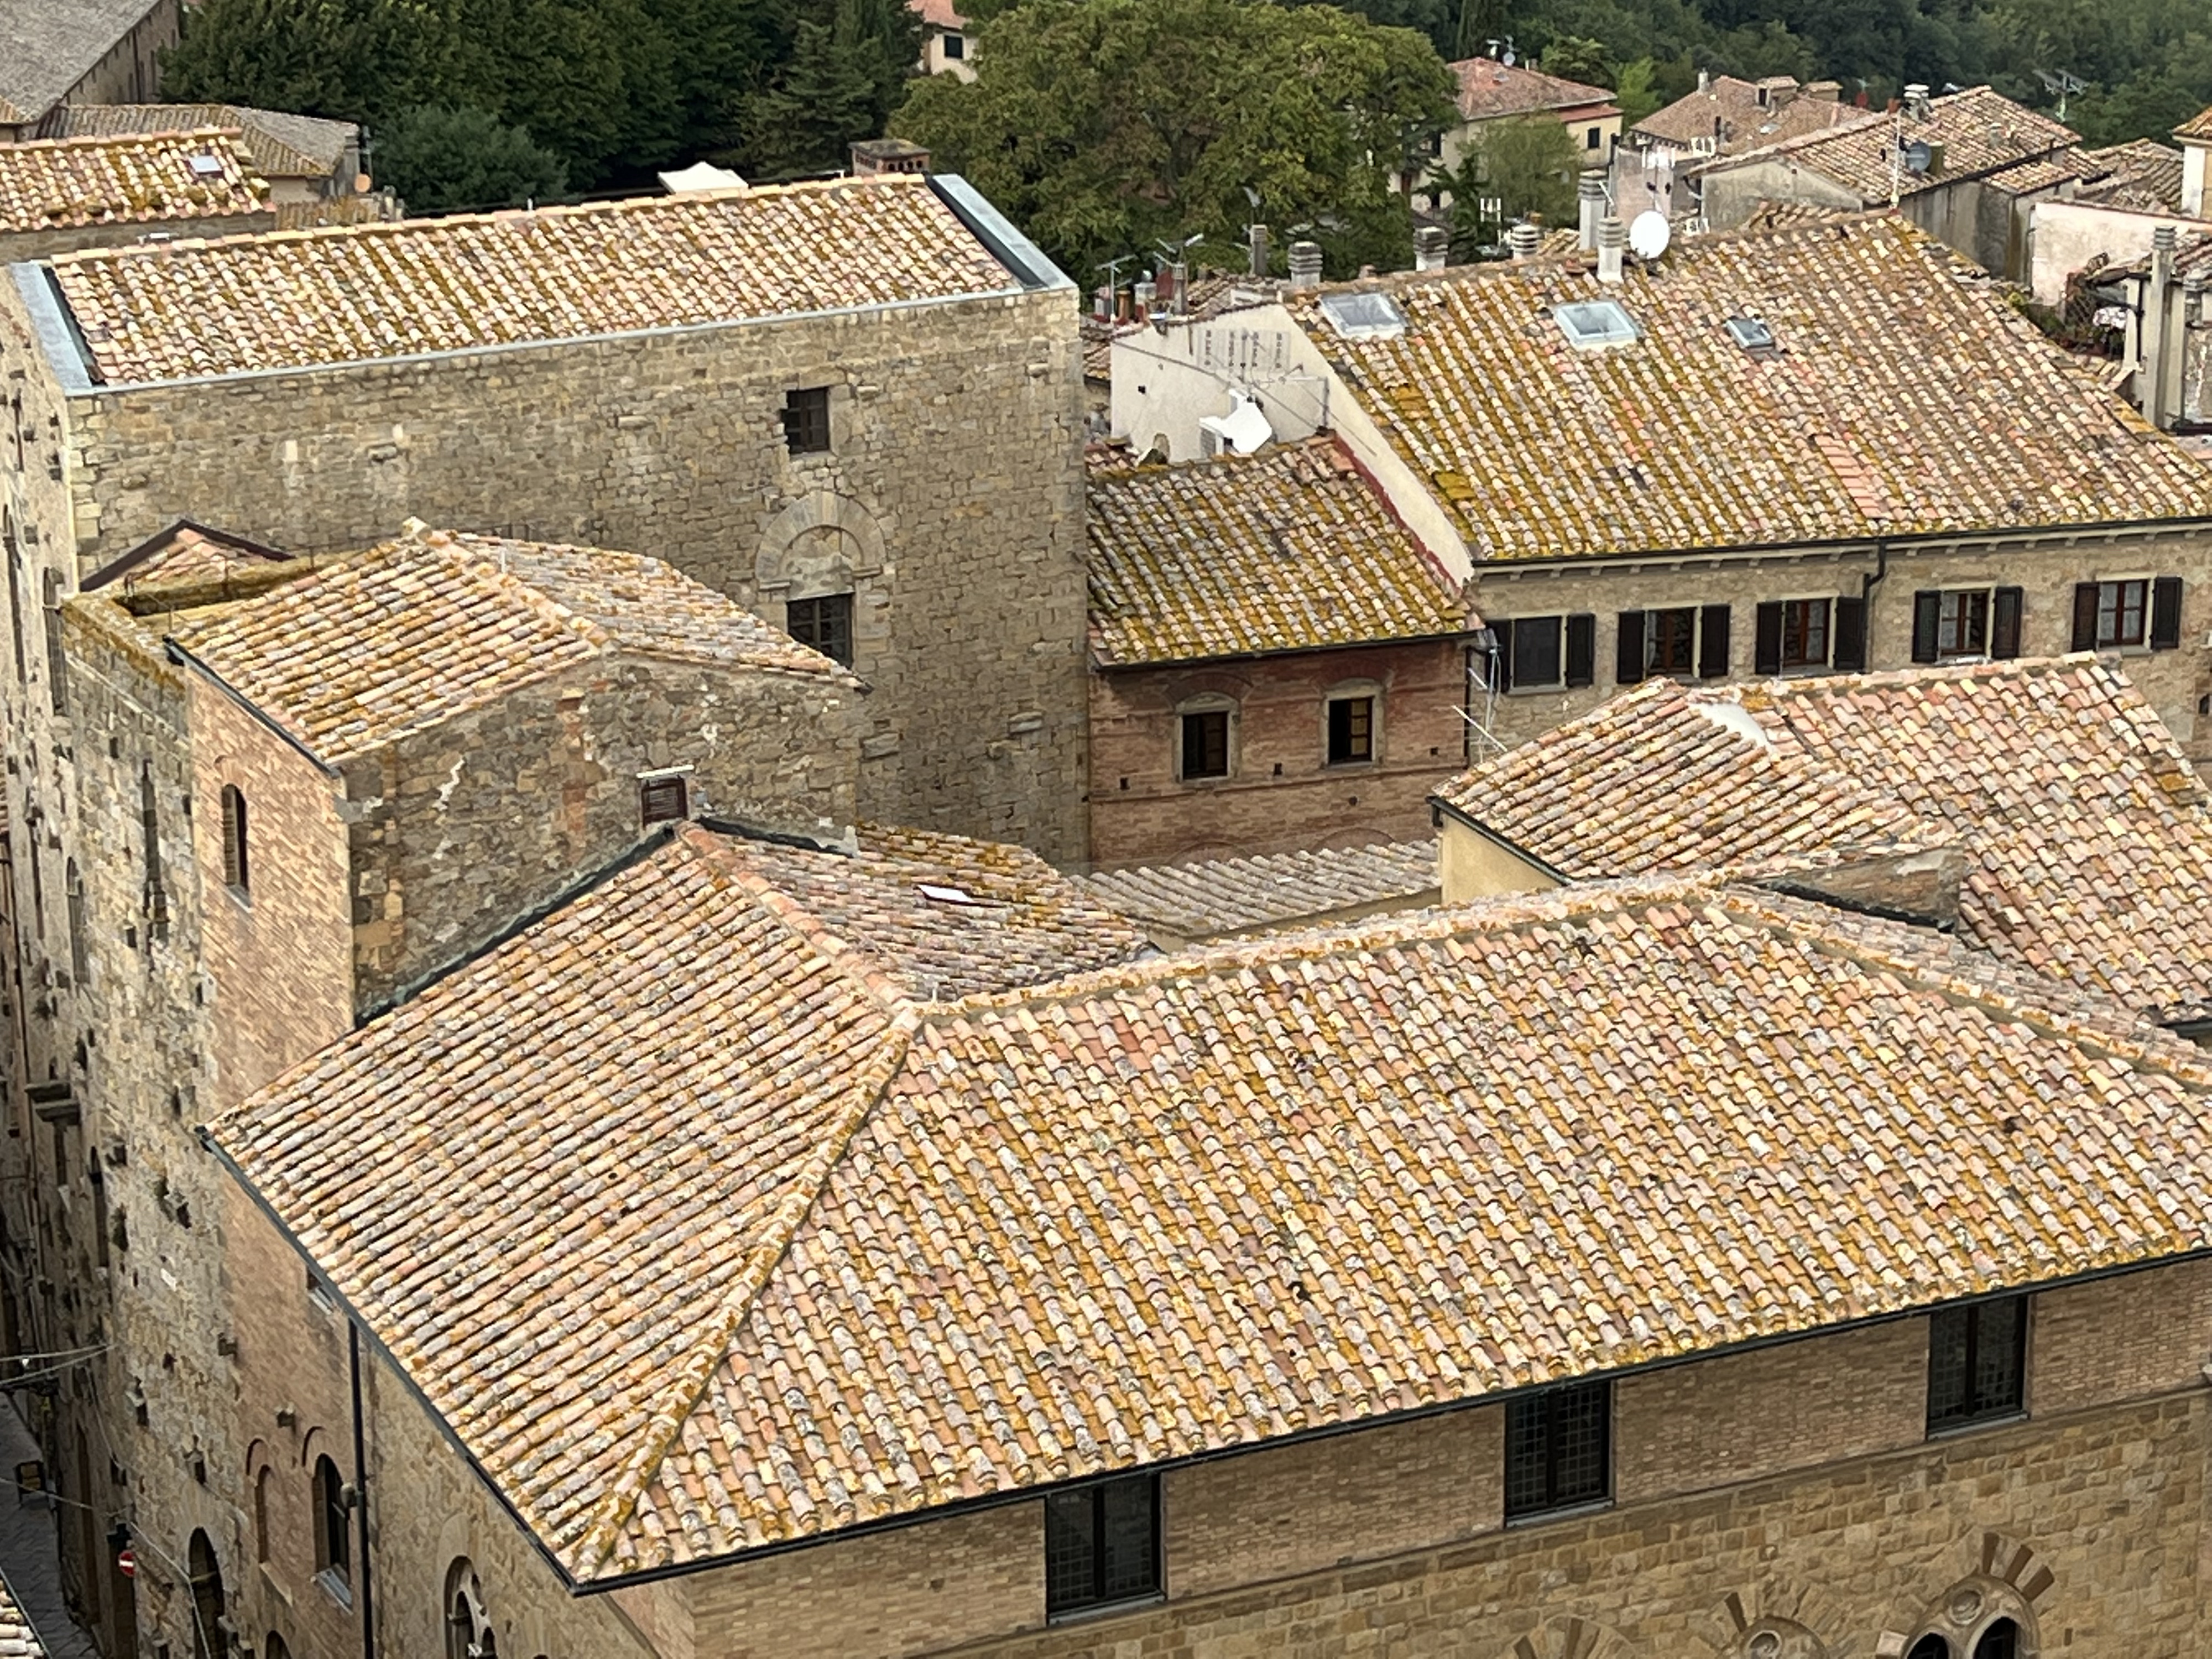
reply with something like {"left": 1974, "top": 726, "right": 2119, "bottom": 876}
{"left": 4, "top": 173, "right": 1090, "bottom": 861}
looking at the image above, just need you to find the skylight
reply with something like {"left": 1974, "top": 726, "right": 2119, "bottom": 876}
{"left": 1725, "top": 315, "right": 1777, "bottom": 353}
{"left": 187, "top": 153, "right": 226, "bottom": 179}
{"left": 1553, "top": 300, "right": 1639, "bottom": 351}
{"left": 1318, "top": 291, "right": 1407, "bottom": 340}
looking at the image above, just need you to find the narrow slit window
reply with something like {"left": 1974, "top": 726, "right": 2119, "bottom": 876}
{"left": 313, "top": 1455, "right": 349, "bottom": 1583}
{"left": 220, "top": 785, "right": 248, "bottom": 894}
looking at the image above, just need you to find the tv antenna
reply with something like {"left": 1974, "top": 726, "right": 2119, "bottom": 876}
{"left": 2034, "top": 68, "right": 2086, "bottom": 121}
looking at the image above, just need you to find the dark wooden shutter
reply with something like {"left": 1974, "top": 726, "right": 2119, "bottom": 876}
{"left": 2151, "top": 576, "right": 2184, "bottom": 650}
{"left": 1615, "top": 612, "right": 1646, "bottom": 685}
{"left": 1564, "top": 614, "right": 1596, "bottom": 688}
{"left": 1991, "top": 587, "right": 2024, "bottom": 659}
{"left": 1754, "top": 602, "right": 1783, "bottom": 676}
{"left": 1698, "top": 604, "right": 1730, "bottom": 680}
{"left": 1911, "top": 591, "right": 1941, "bottom": 664}
{"left": 1832, "top": 596, "right": 1867, "bottom": 672}
{"left": 1492, "top": 621, "right": 1514, "bottom": 692}
{"left": 2071, "top": 583, "right": 2100, "bottom": 651}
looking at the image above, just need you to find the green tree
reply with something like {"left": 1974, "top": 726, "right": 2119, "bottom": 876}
{"left": 745, "top": 3, "right": 885, "bottom": 179}
{"left": 1428, "top": 112, "right": 1579, "bottom": 255}
{"left": 373, "top": 103, "right": 570, "bottom": 211}
{"left": 894, "top": 0, "right": 1457, "bottom": 281}
{"left": 1538, "top": 32, "right": 1611, "bottom": 82}
{"left": 1455, "top": 0, "right": 1511, "bottom": 60}
{"left": 1612, "top": 54, "right": 1665, "bottom": 124}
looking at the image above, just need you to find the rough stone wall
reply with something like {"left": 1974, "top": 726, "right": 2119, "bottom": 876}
{"left": 55, "top": 286, "right": 1090, "bottom": 860}
{"left": 1087, "top": 639, "right": 1469, "bottom": 867}
{"left": 340, "top": 651, "right": 861, "bottom": 1013}
{"left": 1467, "top": 529, "right": 2212, "bottom": 759}
{"left": 0, "top": 211, "right": 279, "bottom": 265}
{"left": 51, "top": 0, "right": 180, "bottom": 111}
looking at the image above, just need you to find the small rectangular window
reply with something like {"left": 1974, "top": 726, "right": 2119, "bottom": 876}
{"left": 2096, "top": 579, "right": 2148, "bottom": 648}
{"left": 1647, "top": 607, "right": 1697, "bottom": 676}
{"left": 1927, "top": 1296, "right": 2026, "bottom": 1432}
{"left": 1505, "top": 1380, "right": 1611, "bottom": 1519}
{"left": 781, "top": 387, "right": 832, "bottom": 455}
{"left": 1937, "top": 589, "right": 1988, "bottom": 658}
{"left": 1780, "top": 597, "right": 1830, "bottom": 669}
{"left": 1510, "top": 616, "right": 1564, "bottom": 689}
{"left": 1180, "top": 709, "right": 1229, "bottom": 780}
{"left": 786, "top": 593, "right": 854, "bottom": 668}
{"left": 1327, "top": 696, "right": 1373, "bottom": 764}
{"left": 941, "top": 30, "right": 964, "bottom": 58}
{"left": 41, "top": 570, "right": 65, "bottom": 715}
{"left": 1044, "top": 1475, "right": 1160, "bottom": 1618}
{"left": 640, "top": 775, "right": 689, "bottom": 825}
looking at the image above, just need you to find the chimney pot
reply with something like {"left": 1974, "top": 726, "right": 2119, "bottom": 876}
{"left": 1287, "top": 240, "right": 1324, "bottom": 291}
{"left": 1578, "top": 173, "right": 1608, "bottom": 252}
{"left": 1414, "top": 226, "right": 1449, "bottom": 272}
{"left": 1697, "top": 69, "right": 1709, "bottom": 93}
{"left": 1903, "top": 83, "right": 1931, "bottom": 120}
{"left": 1506, "top": 222, "right": 1541, "bottom": 261}
{"left": 1133, "top": 278, "right": 1157, "bottom": 320}
{"left": 1248, "top": 222, "right": 1269, "bottom": 278}
{"left": 1597, "top": 215, "right": 1627, "bottom": 284}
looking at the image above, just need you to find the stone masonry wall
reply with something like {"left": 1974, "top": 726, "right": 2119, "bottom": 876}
{"left": 1087, "top": 638, "right": 1469, "bottom": 867}
{"left": 1468, "top": 528, "right": 2212, "bottom": 760}
{"left": 53, "top": 287, "right": 1091, "bottom": 860}
{"left": 0, "top": 211, "right": 279, "bottom": 266}
{"left": 340, "top": 651, "right": 862, "bottom": 1014}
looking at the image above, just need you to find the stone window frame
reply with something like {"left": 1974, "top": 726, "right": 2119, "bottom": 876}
{"left": 1174, "top": 692, "right": 1238, "bottom": 784}
{"left": 638, "top": 769, "right": 692, "bottom": 827}
{"left": 1042, "top": 1472, "right": 1163, "bottom": 1621}
{"left": 444, "top": 1557, "right": 497, "bottom": 1659}
{"left": 1503, "top": 1377, "right": 1614, "bottom": 1522}
{"left": 311, "top": 1452, "right": 352, "bottom": 1600}
{"left": 1900, "top": 1577, "right": 2040, "bottom": 1659}
{"left": 1321, "top": 678, "right": 1383, "bottom": 768}
{"left": 219, "top": 783, "right": 249, "bottom": 900}
{"left": 780, "top": 385, "right": 834, "bottom": 456}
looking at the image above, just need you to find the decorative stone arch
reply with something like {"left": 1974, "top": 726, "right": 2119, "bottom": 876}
{"left": 755, "top": 492, "right": 885, "bottom": 601}
{"left": 444, "top": 1556, "right": 497, "bottom": 1659}
{"left": 1694, "top": 1584, "right": 1844, "bottom": 1658}
{"left": 297, "top": 1426, "right": 337, "bottom": 1468}
{"left": 1879, "top": 1532, "right": 2051, "bottom": 1659}
{"left": 1506, "top": 1616, "right": 1637, "bottom": 1659}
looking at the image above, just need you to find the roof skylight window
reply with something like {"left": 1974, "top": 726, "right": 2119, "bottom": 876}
{"left": 1553, "top": 299, "right": 1639, "bottom": 350}
{"left": 917, "top": 882, "right": 983, "bottom": 906}
{"left": 187, "top": 153, "right": 226, "bottom": 179}
{"left": 1318, "top": 291, "right": 1407, "bottom": 340}
{"left": 1725, "top": 315, "right": 1777, "bottom": 353}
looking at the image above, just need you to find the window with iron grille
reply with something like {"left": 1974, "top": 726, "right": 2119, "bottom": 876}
{"left": 1044, "top": 1475, "right": 1160, "bottom": 1618}
{"left": 1504, "top": 1380, "right": 1610, "bottom": 1519}
{"left": 1327, "top": 695, "right": 1374, "bottom": 764}
{"left": 1926, "top": 1296, "right": 2025, "bottom": 1432}
{"left": 786, "top": 593, "right": 854, "bottom": 667}
{"left": 639, "top": 775, "right": 689, "bottom": 826}
{"left": 781, "top": 387, "right": 832, "bottom": 455}
{"left": 1180, "top": 709, "right": 1230, "bottom": 780}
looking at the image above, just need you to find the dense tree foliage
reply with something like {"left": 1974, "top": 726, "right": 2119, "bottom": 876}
{"left": 1428, "top": 113, "right": 1580, "bottom": 254}
{"left": 895, "top": 0, "right": 1455, "bottom": 283}
{"left": 371, "top": 104, "right": 569, "bottom": 212}
{"left": 162, "top": 0, "right": 916, "bottom": 191}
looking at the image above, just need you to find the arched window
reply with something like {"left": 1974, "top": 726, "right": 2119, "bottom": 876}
{"left": 1974, "top": 1621, "right": 2019, "bottom": 1659}
{"left": 220, "top": 786, "right": 248, "bottom": 894}
{"left": 63, "top": 860, "right": 85, "bottom": 987}
{"left": 264, "top": 1635, "right": 291, "bottom": 1659}
{"left": 312, "top": 1455, "right": 348, "bottom": 1583}
{"left": 1908, "top": 1639, "right": 1951, "bottom": 1659}
{"left": 253, "top": 1467, "right": 273, "bottom": 1563}
{"left": 187, "top": 1529, "right": 225, "bottom": 1659}
{"left": 445, "top": 1558, "right": 494, "bottom": 1659}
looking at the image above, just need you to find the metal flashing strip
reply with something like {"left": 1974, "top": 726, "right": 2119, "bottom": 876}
{"left": 930, "top": 173, "right": 1074, "bottom": 293}
{"left": 9, "top": 263, "right": 94, "bottom": 392}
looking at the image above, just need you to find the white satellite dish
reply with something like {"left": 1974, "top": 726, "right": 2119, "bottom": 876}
{"left": 1629, "top": 210, "right": 1672, "bottom": 260}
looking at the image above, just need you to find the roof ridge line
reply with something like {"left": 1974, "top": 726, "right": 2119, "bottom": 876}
{"left": 682, "top": 826, "right": 923, "bottom": 1011}
{"left": 427, "top": 533, "right": 620, "bottom": 657}
{"left": 1718, "top": 886, "right": 2212, "bottom": 1083}
{"left": 570, "top": 997, "right": 921, "bottom": 1578}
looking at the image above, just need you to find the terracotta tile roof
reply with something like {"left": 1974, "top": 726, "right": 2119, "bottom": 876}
{"left": 48, "top": 174, "right": 1021, "bottom": 384}
{"left": 1077, "top": 839, "right": 1438, "bottom": 941}
{"left": 1293, "top": 213, "right": 2212, "bottom": 561}
{"left": 81, "top": 518, "right": 293, "bottom": 596}
{"left": 1634, "top": 76, "right": 1856, "bottom": 154}
{"left": 2075, "top": 140, "right": 2185, "bottom": 212}
{"left": 1732, "top": 197, "right": 1850, "bottom": 233}
{"left": 1980, "top": 150, "right": 2094, "bottom": 196}
{"left": 1702, "top": 87, "right": 2075, "bottom": 204}
{"left": 0, "top": 1568, "right": 47, "bottom": 1657}
{"left": 1437, "top": 677, "right": 1941, "bottom": 878}
{"left": 54, "top": 102, "right": 356, "bottom": 178}
{"left": 0, "top": 0, "right": 169, "bottom": 131}
{"left": 714, "top": 823, "right": 1149, "bottom": 1000}
{"left": 909, "top": 0, "right": 967, "bottom": 28}
{"left": 1087, "top": 437, "right": 1468, "bottom": 664}
{"left": 164, "top": 527, "right": 849, "bottom": 763}
{"left": 1439, "top": 656, "right": 2212, "bottom": 1022}
{"left": 2176, "top": 106, "right": 2212, "bottom": 143}
{"left": 0, "top": 128, "right": 266, "bottom": 236}
{"left": 1449, "top": 58, "right": 1616, "bottom": 121}
{"left": 1079, "top": 274, "right": 1275, "bottom": 380}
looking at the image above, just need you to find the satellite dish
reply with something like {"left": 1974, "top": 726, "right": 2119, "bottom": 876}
{"left": 1629, "top": 210, "right": 1672, "bottom": 260}
{"left": 1903, "top": 140, "right": 1934, "bottom": 175}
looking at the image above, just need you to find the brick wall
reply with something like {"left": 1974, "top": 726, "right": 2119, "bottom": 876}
{"left": 49, "top": 286, "right": 1091, "bottom": 860}
{"left": 2033, "top": 1258, "right": 2212, "bottom": 1416}
{"left": 340, "top": 654, "right": 862, "bottom": 1013}
{"left": 0, "top": 211, "right": 279, "bottom": 265}
{"left": 1467, "top": 528, "right": 2212, "bottom": 760}
{"left": 1087, "top": 638, "right": 1469, "bottom": 867}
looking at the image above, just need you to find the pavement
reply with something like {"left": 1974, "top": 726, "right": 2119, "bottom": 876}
{"left": 0, "top": 1399, "right": 100, "bottom": 1658}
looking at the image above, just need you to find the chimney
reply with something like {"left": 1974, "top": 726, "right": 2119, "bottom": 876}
{"left": 1414, "top": 225, "right": 1449, "bottom": 272}
{"left": 1248, "top": 222, "right": 1269, "bottom": 277}
{"left": 1133, "top": 277, "right": 1157, "bottom": 321}
{"left": 1596, "top": 214, "right": 1626, "bottom": 284}
{"left": 1287, "top": 240, "right": 1323, "bottom": 290}
{"left": 2183, "top": 138, "right": 2208, "bottom": 217}
{"left": 1697, "top": 68, "right": 1709, "bottom": 94}
{"left": 1093, "top": 285, "right": 1112, "bottom": 320}
{"left": 1578, "top": 173, "right": 1607, "bottom": 251}
{"left": 2142, "top": 225, "right": 2177, "bottom": 429}
{"left": 1506, "top": 221, "right": 1541, "bottom": 261}
{"left": 1903, "top": 84, "right": 1932, "bottom": 121}
{"left": 1804, "top": 79, "right": 1841, "bottom": 102}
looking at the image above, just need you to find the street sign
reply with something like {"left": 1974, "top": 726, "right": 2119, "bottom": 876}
{"left": 117, "top": 1548, "right": 135, "bottom": 1579}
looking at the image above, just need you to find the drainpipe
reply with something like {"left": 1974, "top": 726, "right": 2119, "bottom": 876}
{"left": 1860, "top": 539, "right": 1888, "bottom": 655}
{"left": 350, "top": 1322, "right": 376, "bottom": 1659}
